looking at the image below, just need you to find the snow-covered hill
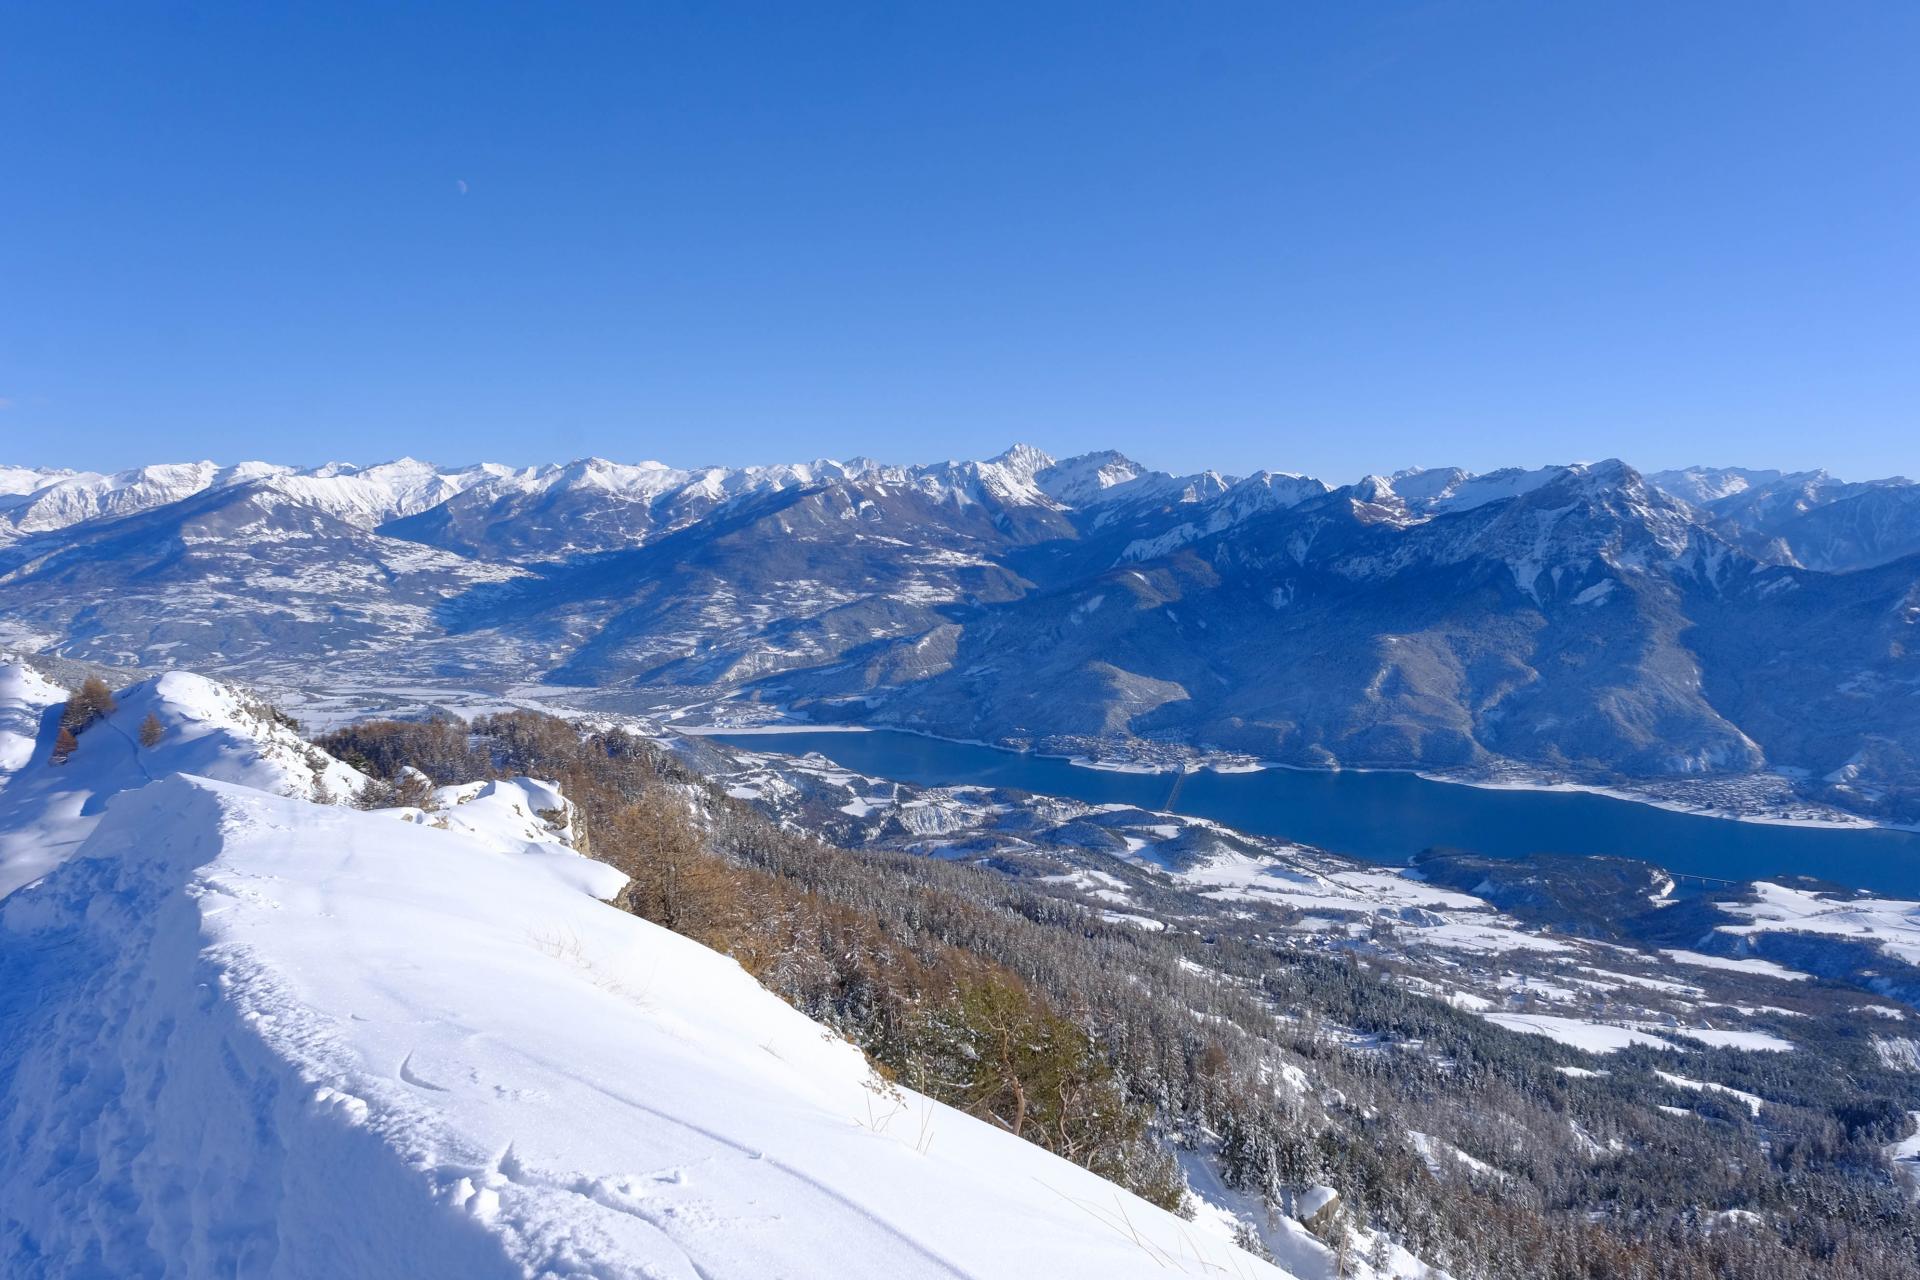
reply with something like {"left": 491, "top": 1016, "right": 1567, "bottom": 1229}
{"left": 0, "top": 670, "right": 1287, "bottom": 1278}
{"left": 0, "top": 665, "right": 364, "bottom": 898}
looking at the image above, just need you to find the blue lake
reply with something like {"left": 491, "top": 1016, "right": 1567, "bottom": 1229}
{"left": 713, "top": 729, "right": 1920, "bottom": 897}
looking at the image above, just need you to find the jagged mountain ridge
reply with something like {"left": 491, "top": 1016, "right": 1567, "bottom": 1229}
{"left": 2, "top": 447, "right": 1917, "bottom": 818}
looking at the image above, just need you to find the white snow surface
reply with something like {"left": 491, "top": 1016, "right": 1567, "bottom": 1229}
{"left": 1644, "top": 466, "right": 1797, "bottom": 506}
{"left": 1407, "top": 1132, "right": 1508, "bottom": 1184}
{"left": 1715, "top": 882, "right": 1920, "bottom": 967}
{"left": 1889, "top": 1111, "right": 1920, "bottom": 1201}
{"left": 1482, "top": 1014, "right": 1679, "bottom": 1053}
{"left": 0, "top": 666, "right": 365, "bottom": 899}
{"left": 1387, "top": 465, "right": 1564, "bottom": 516}
{"left": 1481, "top": 1011, "right": 1794, "bottom": 1055}
{"left": 0, "top": 770, "right": 1288, "bottom": 1278}
{"left": 0, "top": 662, "right": 65, "bottom": 775}
{"left": 1655, "top": 1072, "right": 1766, "bottom": 1117}
{"left": 1658, "top": 945, "right": 1811, "bottom": 982}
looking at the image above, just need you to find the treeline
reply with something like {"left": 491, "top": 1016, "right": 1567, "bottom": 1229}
{"left": 317, "top": 711, "right": 1920, "bottom": 1280}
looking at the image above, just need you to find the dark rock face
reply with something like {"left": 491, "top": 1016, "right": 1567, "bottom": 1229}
{"left": 3, "top": 449, "right": 1917, "bottom": 819}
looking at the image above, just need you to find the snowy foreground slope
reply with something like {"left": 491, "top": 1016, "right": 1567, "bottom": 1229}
{"left": 0, "top": 740, "right": 1288, "bottom": 1274}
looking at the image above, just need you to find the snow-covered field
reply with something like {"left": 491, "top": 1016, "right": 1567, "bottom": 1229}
{"left": 1718, "top": 883, "right": 1920, "bottom": 966}
{"left": 1658, "top": 947, "right": 1812, "bottom": 981}
{"left": 1655, "top": 1072, "right": 1767, "bottom": 1117}
{"left": 1483, "top": 1014, "right": 1682, "bottom": 1054}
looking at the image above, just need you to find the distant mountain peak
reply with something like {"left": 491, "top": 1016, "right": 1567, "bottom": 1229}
{"left": 1033, "top": 450, "right": 1150, "bottom": 506}
{"left": 987, "top": 443, "right": 1055, "bottom": 475}
{"left": 1568, "top": 457, "right": 1637, "bottom": 484}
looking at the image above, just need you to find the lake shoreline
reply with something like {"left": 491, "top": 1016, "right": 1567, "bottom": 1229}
{"left": 673, "top": 719, "right": 1913, "bottom": 835}
{"left": 697, "top": 725, "right": 1920, "bottom": 896}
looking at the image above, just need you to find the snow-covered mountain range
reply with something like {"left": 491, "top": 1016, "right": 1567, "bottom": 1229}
{"left": 3, "top": 448, "right": 1917, "bottom": 820}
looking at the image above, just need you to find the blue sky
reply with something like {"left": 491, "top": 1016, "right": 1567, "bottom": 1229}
{"left": 3, "top": 2, "right": 1916, "bottom": 482}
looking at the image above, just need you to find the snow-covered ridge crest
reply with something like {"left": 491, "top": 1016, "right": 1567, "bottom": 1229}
{"left": 0, "top": 461, "right": 257, "bottom": 534}
{"left": 17, "top": 449, "right": 1910, "bottom": 572}
{"left": 0, "top": 445, "right": 1231, "bottom": 545}
{"left": 0, "top": 771, "right": 1290, "bottom": 1278}
{"left": 0, "top": 664, "right": 366, "bottom": 898}
{"left": 0, "top": 458, "right": 521, "bottom": 541}
{"left": 1119, "top": 470, "right": 1328, "bottom": 561}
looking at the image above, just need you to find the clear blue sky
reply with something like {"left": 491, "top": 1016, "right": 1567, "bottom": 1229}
{"left": 3, "top": 2, "right": 1916, "bottom": 483}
